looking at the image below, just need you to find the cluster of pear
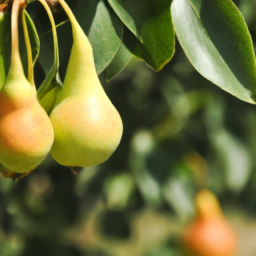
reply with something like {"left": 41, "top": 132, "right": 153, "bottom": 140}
{"left": 182, "top": 190, "right": 237, "bottom": 256}
{"left": 0, "top": 0, "right": 123, "bottom": 179}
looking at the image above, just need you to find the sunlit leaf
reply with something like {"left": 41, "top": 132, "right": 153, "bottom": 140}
{"left": 172, "top": 0, "right": 256, "bottom": 103}
{"left": 45, "top": 0, "right": 123, "bottom": 76}
{"left": 109, "top": 0, "right": 175, "bottom": 71}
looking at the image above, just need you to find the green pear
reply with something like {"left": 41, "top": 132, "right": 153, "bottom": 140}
{"left": 39, "top": 79, "right": 62, "bottom": 115}
{"left": 0, "top": 0, "right": 54, "bottom": 178}
{"left": 50, "top": 0, "right": 123, "bottom": 167}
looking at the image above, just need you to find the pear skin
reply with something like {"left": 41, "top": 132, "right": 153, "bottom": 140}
{"left": 39, "top": 81, "right": 62, "bottom": 115}
{"left": 0, "top": 75, "right": 54, "bottom": 175}
{"left": 182, "top": 190, "right": 237, "bottom": 256}
{"left": 0, "top": 0, "right": 54, "bottom": 177}
{"left": 50, "top": 0, "right": 123, "bottom": 167}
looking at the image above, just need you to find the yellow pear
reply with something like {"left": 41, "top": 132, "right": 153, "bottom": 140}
{"left": 50, "top": 0, "right": 123, "bottom": 167}
{"left": 0, "top": 0, "right": 54, "bottom": 178}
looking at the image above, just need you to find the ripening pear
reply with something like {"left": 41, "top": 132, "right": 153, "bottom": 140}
{"left": 0, "top": 0, "right": 54, "bottom": 178}
{"left": 50, "top": 0, "right": 123, "bottom": 167}
{"left": 182, "top": 190, "right": 237, "bottom": 256}
{"left": 39, "top": 79, "right": 62, "bottom": 115}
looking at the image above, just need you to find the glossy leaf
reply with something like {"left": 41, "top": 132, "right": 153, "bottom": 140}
{"left": 36, "top": 0, "right": 62, "bottom": 115}
{"left": 36, "top": 0, "right": 60, "bottom": 95}
{"left": 74, "top": 0, "right": 123, "bottom": 74}
{"left": 172, "top": 0, "right": 256, "bottom": 103}
{"left": 107, "top": 0, "right": 142, "bottom": 41}
{"left": 0, "top": 8, "right": 39, "bottom": 89}
{"left": 109, "top": 0, "right": 175, "bottom": 71}
{"left": 24, "top": 10, "right": 40, "bottom": 65}
{"left": 37, "top": 26, "right": 55, "bottom": 77}
{"left": 0, "top": 8, "right": 11, "bottom": 90}
{"left": 39, "top": 0, "right": 123, "bottom": 77}
{"left": 103, "top": 42, "right": 132, "bottom": 82}
{"left": 19, "top": 11, "right": 40, "bottom": 77}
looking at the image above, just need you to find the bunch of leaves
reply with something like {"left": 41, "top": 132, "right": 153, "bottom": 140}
{"left": 1, "top": 0, "right": 255, "bottom": 106}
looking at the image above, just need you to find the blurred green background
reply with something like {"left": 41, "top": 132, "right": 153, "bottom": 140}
{"left": 2, "top": 0, "right": 256, "bottom": 255}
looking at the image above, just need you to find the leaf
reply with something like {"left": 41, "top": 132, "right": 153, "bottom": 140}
{"left": 171, "top": 0, "right": 256, "bottom": 103}
{"left": 102, "top": 42, "right": 132, "bottom": 82}
{"left": 37, "top": 25, "right": 55, "bottom": 77}
{"left": 36, "top": 0, "right": 60, "bottom": 97}
{"left": 0, "top": 8, "right": 11, "bottom": 90}
{"left": 19, "top": 11, "right": 40, "bottom": 78}
{"left": 0, "top": 8, "right": 39, "bottom": 89}
{"left": 108, "top": 0, "right": 175, "bottom": 71}
{"left": 130, "top": 130, "right": 162, "bottom": 207}
{"left": 24, "top": 10, "right": 40, "bottom": 65}
{"left": 104, "top": 173, "right": 135, "bottom": 210}
{"left": 46, "top": 0, "right": 123, "bottom": 77}
{"left": 107, "top": 0, "right": 141, "bottom": 40}
{"left": 211, "top": 129, "right": 251, "bottom": 192}
{"left": 74, "top": 0, "right": 123, "bottom": 74}
{"left": 163, "top": 177, "right": 195, "bottom": 221}
{"left": 36, "top": 0, "right": 63, "bottom": 115}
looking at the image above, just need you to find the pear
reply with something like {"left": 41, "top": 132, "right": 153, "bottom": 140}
{"left": 39, "top": 77, "right": 62, "bottom": 115}
{"left": 182, "top": 190, "right": 237, "bottom": 256}
{"left": 0, "top": 0, "right": 54, "bottom": 178}
{"left": 50, "top": 0, "right": 123, "bottom": 167}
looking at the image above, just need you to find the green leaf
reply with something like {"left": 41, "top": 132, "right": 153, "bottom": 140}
{"left": 35, "top": 0, "right": 62, "bottom": 115}
{"left": 0, "top": 8, "right": 38, "bottom": 89}
{"left": 104, "top": 173, "right": 135, "bottom": 210}
{"left": 130, "top": 130, "right": 163, "bottom": 207}
{"left": 0, "top": 8, "right": 11, "bottom": 90}
{"left": 38, "top": 0, "right": 122, "bottom": 76}
{"left": 211, "top": 129, "right": 251, "bottom": 193}
{"left": 37, "top": 25, "right": 55, "bottom": 77}
{"left": 19, "top": 11, "right": 40, "bottom": 78}
{"left": 24, "top": 10, "right": 40, "bottom": 65}
{"left": 171, "top": 0, "right": 256, "bottom": 103}
{"left": 74, "top": 0, "right": 123, "bottom": 74}
{"left": 103, "top": 42, "right": 132, "bottom": 82}
{"left": 163, "top": 177, "right": 195, "bottom": 221}
{"left": 109, "top": 0, "right": 175, "bottom": 71}
{"left": 36, "top": 0, "right": 60, "bottom": 95}
{"left": 47, "top": 0, "right": 123, "bottom": 77}
{"left": 107, "top": 0, "right": 142, "bottom": 40}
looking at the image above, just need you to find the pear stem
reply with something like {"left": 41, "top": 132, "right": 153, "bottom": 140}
{"left": 38, "top": 0, "right": 59, "bottom": 69}
{"left": 22, "top": 8, "right": 34, "bottom": 85}
{"left": 195, "top": 190, "right": 224, "bottom": 219}
{"left": 57, "top": 0, "right": 79, "bottom": 34}
{"left": 57, "top": 0, "right": 92, "bottom": 52}
{"left": 10, "top": 0, "right": 25, "bottom": 77}
{"left": 56, "top": 0, "right": 96, "bottom": 100}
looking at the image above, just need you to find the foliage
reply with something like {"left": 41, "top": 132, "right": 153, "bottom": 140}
{"left": 2, "top": 0, "right": 256, "bottom": 103}
{"left": 0, "top": 0, "right": 256, "bottom": 255}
